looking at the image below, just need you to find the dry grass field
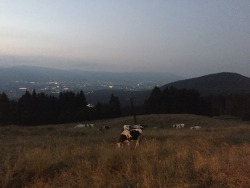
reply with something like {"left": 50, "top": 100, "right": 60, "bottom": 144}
{"left": 0, "top": 114, "right": 249, "bottom": 188}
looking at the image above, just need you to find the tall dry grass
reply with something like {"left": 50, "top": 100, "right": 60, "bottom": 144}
{"left": 0, "top": 114, "right": 249, "bottom": 187}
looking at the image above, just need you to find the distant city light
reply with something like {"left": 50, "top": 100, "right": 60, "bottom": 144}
{"left": 19, "top": 88, "right": 27, "bottom": 90}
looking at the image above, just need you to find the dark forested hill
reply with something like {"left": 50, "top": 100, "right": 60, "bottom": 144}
{"left": 162, "top": 72, "right": 250, "bottom": 96}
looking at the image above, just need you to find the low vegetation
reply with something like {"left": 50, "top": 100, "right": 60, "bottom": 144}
{"left": 0, "top": 114, "right": 249, "bottom": 187}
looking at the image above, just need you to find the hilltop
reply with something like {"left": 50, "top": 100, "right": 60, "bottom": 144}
{"left": 162, "top": 72, "right": 250, "bottom": 96}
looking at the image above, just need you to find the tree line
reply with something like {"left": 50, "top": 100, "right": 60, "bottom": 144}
{"left": 0, "top": 90, "right": 121, "bottom": 126}
{"left": 0, "top": 86, "right": 250, "bottom": 126}
{"left": 143, "top": 86, "right": 250, "bottom": 120}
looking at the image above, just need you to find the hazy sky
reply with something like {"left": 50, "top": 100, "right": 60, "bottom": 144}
{"left": 1, "top": 0, "right": 250, "bottom": 78}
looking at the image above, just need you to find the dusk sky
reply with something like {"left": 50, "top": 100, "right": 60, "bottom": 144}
{"left": 1, "top": 0, "right": 250, "bottom": 78}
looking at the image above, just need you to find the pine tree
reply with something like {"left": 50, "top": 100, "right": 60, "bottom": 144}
{"left": 108, "top": 94, "right": 121, "bottom": 118}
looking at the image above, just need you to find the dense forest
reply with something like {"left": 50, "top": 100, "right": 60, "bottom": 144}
{"left": 0, "top": 86, "right": 250, "bottom": 126}
{"left": 0, "top": 90, "right": 121, "bottom": 125}
{"left": 144, "top": 86, "right": 250, "bottom": 120}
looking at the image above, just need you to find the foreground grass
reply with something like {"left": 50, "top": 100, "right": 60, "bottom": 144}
{"left": 0, "top": 114, "right": 249, "bottom": 187}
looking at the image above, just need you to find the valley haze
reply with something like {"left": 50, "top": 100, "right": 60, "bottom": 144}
{"left": 1, "top": 65, "right": 250, "bottom": 107}
{"left": 0, "top": 65, "right": 181, "bottom": 105}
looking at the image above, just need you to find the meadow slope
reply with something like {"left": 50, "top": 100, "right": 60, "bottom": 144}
{"left": 0, "top": 114, "right": 249, "bottom": 187}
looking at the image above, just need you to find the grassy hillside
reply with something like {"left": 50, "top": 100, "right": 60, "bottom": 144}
{"left": 0, "top": 114, "right": 249, "bottom": 187}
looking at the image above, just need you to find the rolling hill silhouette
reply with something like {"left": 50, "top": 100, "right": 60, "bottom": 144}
{"left": 162, "top": 72, "right": 250, "bottom": 96}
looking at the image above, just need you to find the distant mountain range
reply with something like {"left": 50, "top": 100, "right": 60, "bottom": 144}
{"left": 70, "top": 72, "right": 250, "bottom": 105}
{"left": 162, "top": 72, "right": 250, "bottom": 96}
{"left": 0, "top": 65, "right": 182, "bottom": 84}
{"left": 0, "top": 65, "right": 180, "bottom": 104}
{"left": 1, "top": 65, "right": 250, "bottom": 105}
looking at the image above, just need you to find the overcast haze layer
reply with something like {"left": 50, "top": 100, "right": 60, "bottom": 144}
{"left": 0, "top": 0, "right": 250, "bottom": 78}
